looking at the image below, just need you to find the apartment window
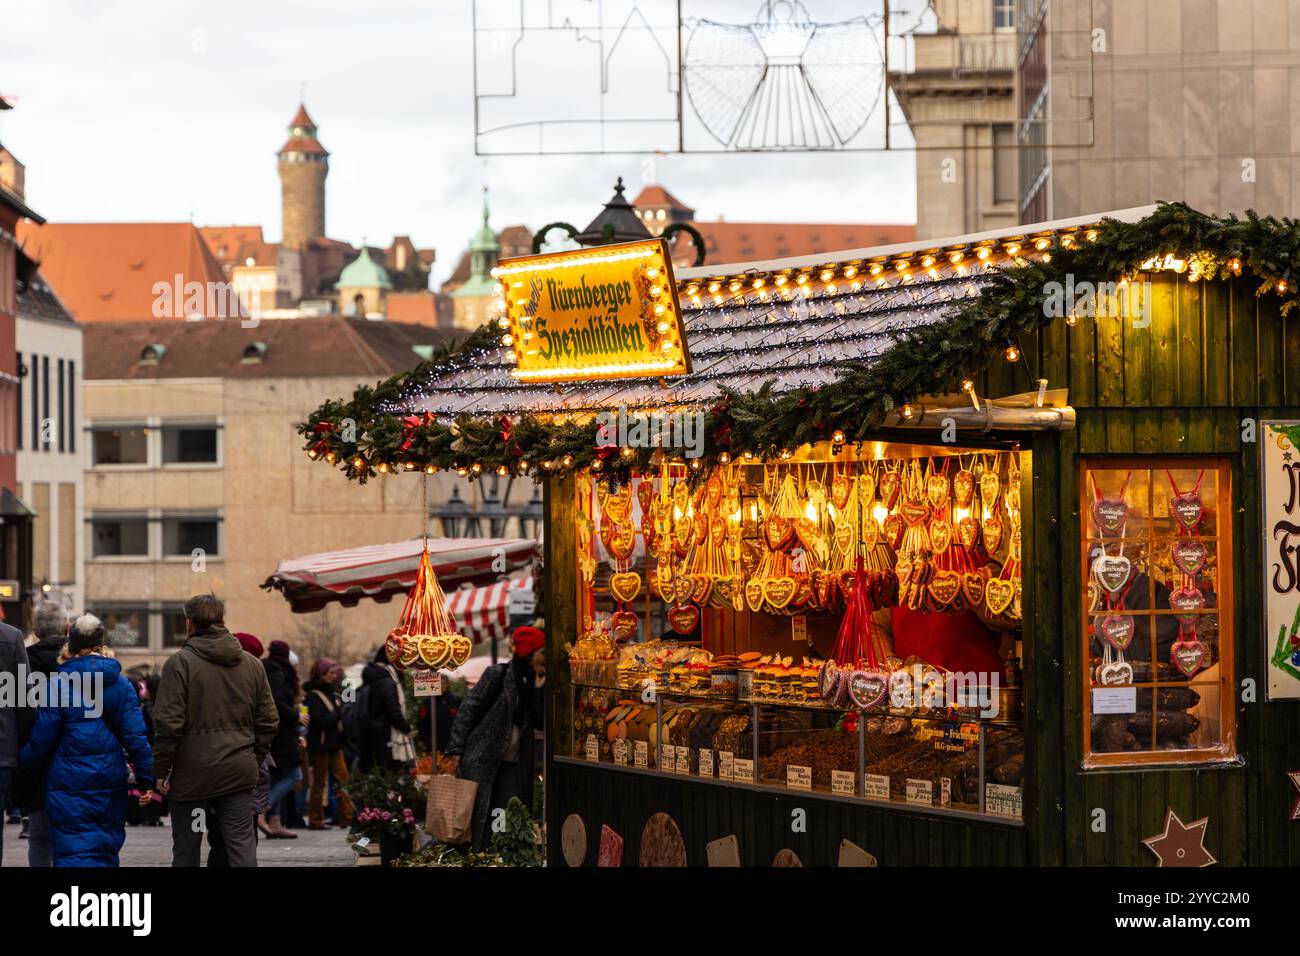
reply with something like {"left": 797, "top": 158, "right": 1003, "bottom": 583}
{"left": 14, "top": 352, "right": 21, "bottom": 451}
{"left": 90, "top": 516, "right": 150, "bottom": 557}
{"left": 162, "top": 516, "right": 220, "bottom": 558}
{"left": 0, "top": 380, "right": 14, "bottom": 455}
{"left": 91, "top": 605, "right": 150, "bottom": 649}
{"left": 29, "top": 352, "right": 38, "bottom": 448}
{"left": 161, "top": 425, "right": 219, "bottom": 464}
{"left": 41, "top": 355, "right": 49, "bottom": 449}
{"left": 68, "top": 360, "right": 75, "bottom": 453}
{"left": 31, "top": 482, "right": 50, "bottom": 582}
{"left": 91, "top": 427, "right": 149, "bottom": 465}
{"left": 993, "top": 124, "right": 1017, "bottom": 203}
{"left": 993, "top": 0, "right": 1015, "bottom": 29}
{"left": 58, "top": 483, "right": 76, "bottom": 584}
{"left": 57, "top": 359, "right": 65, "bottom": 452}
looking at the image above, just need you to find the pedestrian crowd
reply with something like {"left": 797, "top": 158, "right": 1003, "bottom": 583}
{"left": 0, "top": 592, "right": 547, "bottom": 866}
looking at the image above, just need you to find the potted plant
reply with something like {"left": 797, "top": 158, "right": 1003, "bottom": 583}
{"left": 344, "top": 768, "right": 428, "bottom": 865}
{"left": 354, "top": 804, "right": 419, "bottom": 865}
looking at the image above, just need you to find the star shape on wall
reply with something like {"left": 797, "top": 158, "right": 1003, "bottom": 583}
{"left": 1142, "top": 808, "right": 1217, "bottom": 867}
{"left": 1289, "top": 771, "right": 1300, "bottom": 822}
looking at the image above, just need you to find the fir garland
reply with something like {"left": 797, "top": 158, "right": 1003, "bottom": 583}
{"left": 299, "top": 202, "right": 1300, "bottom": 484}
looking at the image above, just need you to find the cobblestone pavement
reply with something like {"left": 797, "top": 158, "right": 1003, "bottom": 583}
{"left": 1, "top": 818, "right": 357, "bottom": 867}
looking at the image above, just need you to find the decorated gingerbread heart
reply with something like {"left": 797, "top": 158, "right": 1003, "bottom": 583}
{"left": 985, "top": 577, "right": 1015, "bottom": 616}
{"left": 1169, "top": 586, "right": 1205, "bottom": 624}
{"left": 1171, "top": 538, "right": 1207, "bottom": 576}
{"left": 609, "top": 571, "right": 642, "bottom": 603}
{"left": 1097, "top": 613, "right": 1136, "bottom": 651}
{"left": 957, "top": 515, "right": 980, "bottom": 549}
{"left": 764, "top": 576, "right": 798, "bottom": 609}
{"left": 848, "top": 670, "right": 889, "bottom": 711}
{"left": 1170, "top": 636, "right": 1209, "bottom": 676}
{"left": 982, "top": 512, "right": 1004, "bottom": 554}
{"left": 667, "top": 603, "right": 700, "bottom": 635}
{"left": 926, "top": 473, "right": 950, "bottom": 510}
{"left": 878, "top": 470, "right": 901, "bottom": 509}
{"left": 610, "top": 610, "right": 639, "bottom": 642}
{"left": 883, "top": 513, "right": 905, "bottom": 549}
{"left": 929, "top": 518, "right": 953, "bottom": 554}
{"left": 1092, "top": 554, "right": 1132, "bottom": 593}
{"left": 1169, "top": 491, "right": 1204, "bottom": 532}
{"left": 953, "top": 469, "right": 975, "bottom": 508}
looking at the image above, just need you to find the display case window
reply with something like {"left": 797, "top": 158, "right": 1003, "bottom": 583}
{"left": 1081, "top": 459, "right": 1236, "bottom": 768}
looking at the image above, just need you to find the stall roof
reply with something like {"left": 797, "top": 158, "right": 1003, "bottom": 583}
{"left": 261, "top": 536, "right": 537, "bottom": 612}
{"left": 398, "top": 207, "right": 1155, "bottom": 419}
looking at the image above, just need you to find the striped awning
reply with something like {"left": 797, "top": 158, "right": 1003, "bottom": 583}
{"left": 261, "top": 537, "right": 537, "bottom": 613}
{"left": 445, "top": 576, "right": 531, "bottom": 646}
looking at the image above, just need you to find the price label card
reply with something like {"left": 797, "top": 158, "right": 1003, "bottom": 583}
{"left": 905, "top": 778, "right": 934, "bottom": 806}
{"left": 698, "top": 748, "right": 714, "bottom": 777}
{"left": 585, "top": 734, "right": 599, "bottom": 761}
{"left": 985, "top": 784, "right": 1024, "bottom": 820}
{"left": 786, "top": 764, "right": 812, "bottom": 791}
{"left": 634, "top": 740, "right": 649, "bottom": 768}
{"left": 675, "top": 745, "right": 691, "bottom": 774}
{"left": 863, "top": 774, "right": 890, "bottom": 800}
{"left": 661, "top": 746, "right": 676, "bottom": 772}
{"left": 718, "top": 751, "right": 734, "bottom": 780}
{"left": 412, "top": 671, "right": 442, "bottom": 697}
{"left": 612, "top": 739, "right": 628, "bottom": 766}
{"left": 1091, "top": 687, "right": 1137, "bottom": 714}
{"left": 831, "top": 770, "right": 856, "bottom": 795}
{"left": 940, "top": 777, "right": 952, "bottom": 807}
{"left": 791, "top": 615, "right": 808, "bottom": 643}
{"left": 733, "top": 758, "right": 754, "bottom": 781}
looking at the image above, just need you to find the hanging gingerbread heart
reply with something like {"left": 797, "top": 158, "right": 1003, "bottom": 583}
{"left": 606, "top": 485, "right": 633, "bottom": 524}
{"left": 878, "top": 470, "right": 901, "bottom": 509}
{"left": 610, "top": 610, "right": 639, "bottom": 642}
{"left": 744, "top": 579, "right": 765, "bottom": 612}
{"left": 982, "top": 511, "right": 1004, "bottom": 554}
{"left": 1169, "top": 492, "right": 1204, "bottom": 532}
{"left": 961, "top": 572, "right": 986, "bottom": 608}
{"left": 929, "top": 571, "right": 961, "bottom": 609}
{"left": 599, "top": 520, "right": 616, "bottom": 553}
{"left": 609, "top": 571, "right": 642, "bottom": 603}
{"left": 1091, "top": 496, "right": 1128, "bottom": 536}
{"left": 1169, "top": 586, "right": 1205, "bottom": 624}
{"left": 1098, "top": 613, "right": 1136, "bottom": 651}
{"left": 671, "top": 480, "right": 689, "bottom": 511}
{"left": 1092, "top": 553, "right": 1132, "bottom": 593}
{"left": 985, "top": 577, "right": 1015, "bottom": 616}
{"left": 764, "top": 576, "right": 798, "bottom": 609}
{"left": 1097, "top": 660, "right": 1133, "bottom": 686}
{"left": 705, "top": 476, "right": 722, "bottom": 508}
{"left": 691, "top": 575, "right": 713, "bottom": 606}
{"left": 765, "top": 514, "right": 794, "bottom": 552}
{"left": 929, "top": 517, "right": 953, "bottom": 554}
{"left": 861, "top": 515, "right": 880, "bottom": 551}
{"left": 953, "top": 469, "right": 975, "bottom": 508}
{"left": 673, "top": 575, "right": 695, "bottom": 605}
{"left": 899, "top": 496, "right": 929, "bottom": 527}
{"left": 848, "top": 670, "right": 889, "bottom": 711}
{"left": 1172, "top": 538, "right": 1208, "bottom": 576}
{"left": 832, "top": 472, "right": 852, "bottom": 509}
{"left": 883, "top": 513, "right": 905, "bottom": 549}
{"left": 833, "top": 521, "right": 854, "bottom": 554}
{"left": 1171, "top": 635, "right": 1209, "bottom": 676}
{"left": 636, "top": 480, "right": 654, "bottom": 517}
{"left": 857, "top": 471, "right": 876, "bottom": 510}
{"left": 926, "top": 473, "right": 950, "bottom": 510}
{"left": 608, "top": 525, "right": 636, "bottom": 561}
{"left": 667, "top": 603, "right": 700, "bottom": 635}
{"left": 957, "top": 514, "right": 980, "bottom": 549}
{"left": 979, "top": 468, "right": 1001, "bottom": 512}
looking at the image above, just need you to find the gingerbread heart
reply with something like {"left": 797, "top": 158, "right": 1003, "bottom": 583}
{"left": 654, "top": 576, "right": 675, "bottom": 603}
{"left": 667, "top": 603, "right": 699, "bottom": 635}
{"left": 861, "top": 516, "right": 880, "bottom": 550}
{"left": 691, "top": 575, "right": 713, "bottom": 605}
{"left": 674, "top": 514, "right": 693, "bottom": 551}
{"left": 611, "top": 610, "right": 639, "bottom": 642}
{"left": 1098, "top": 613, "right": 1136, "bottom": 651}
{"left": 766, "top": 515, "right": 794, "bottom": 551}
{"left": 705, "top": 476, "right": 722, "bottom": 508}
{"left": 672, "top": 481, "right": 689, "bottom": 510}
{"left": 979, "top": 470, "right": 1001, "bottom": 511}
{"left": 673, "top": 575, "right": 695, "bottom": 605}
{"left": 883, "top": 513, "right": 905, "bottom": 549}
{"left": 1097, "top": 660, "right": 1133, "bottom": 686}
{"left": 982, "top": 513, "right": 1004, "bottom": 554}
{"left": 857, "top": 471, "right": 876, "bottom": 509}
{"left": 1172, "top": 538, "right": 1207, "bottom": 576}
{"left": 1091, "top": 497, "right": 1128, "bottom": 536}
{"left": 1169, "top": 492, "right": 1204, "bottom": 532}
{"left": 894, "top": 554, "right": 914, "bottom": 587}
{"left": 929, "top": 518, "right": 953, "bottom": 554}
{"left": 609, "top": 571, "right": 642, "bottom": 603}
{"left": 832, "top": 473, "right": 852, "bottom": 509}
{"left": 899, "top": 497, "right": 929, "bottom": 527}
{"left": 1170, "top": 586, "right": 1205, "bottom": 623}
{"left": 926, "top": 473, "right": 950, "bottom": 510}
{"left": 957, "top": 515, "right": 980, "bottom": 549}
{"left": 764, "top": 576, "right": 798, "bottom": 609}
{"left": 848, "top": 670, "right": 889, "bottom": 711}
{"left": 878, "top": 470, "right": 901, "bottom": 509}
{"left": 608, "top": 525, "right": 636, "bottom": 561}
{"left": 605, "top": 486, "right": 632, "bottom": 524}
{"left": 745, "top": 579, "right": 765, "bottom": 612}
{"left": 448, "top": 636, "right": 473, "bottom": 667}
{"left": 985, "top": 577, "right": 1015, "bottom": 616}
{"left": 1171, "top": 637, "right": 1208, "bottom": 676}
{"left": 929, "top": 571, "right": 961, "bottom": 609}
{"left": 833, "top": 522, "right": 854, "bottom": 554}
{"left": 818, "top": 660, "right": 841, "bottom": 701}
{"left": 636, "top": 480, "right": 653, "bottom": 516}
{"left": 961, "top": 572, "right": 985, "bottom": 608}
{"left": 1093, "top": 554, "right": 1131, "bottom": 593}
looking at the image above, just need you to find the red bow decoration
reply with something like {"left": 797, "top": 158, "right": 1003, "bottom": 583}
{"left": 311, "top": 439, "right": 330, "bottom": 456}
{"left": 497, "top": 415, "right": 513, "bottom": 444}
{"left": 314, "top": 422, "right": 334, "bottom": 435}
{"left": 399, "top": 412, "right": 434, "bottom": 452}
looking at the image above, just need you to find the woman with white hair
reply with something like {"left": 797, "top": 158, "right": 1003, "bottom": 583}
{"left": 19, "top": 613, "right": 155, "bottom": 866}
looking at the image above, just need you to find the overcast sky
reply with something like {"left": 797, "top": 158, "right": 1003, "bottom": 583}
{"left": 0, "top": 0, "right": 918, "bottom": 283}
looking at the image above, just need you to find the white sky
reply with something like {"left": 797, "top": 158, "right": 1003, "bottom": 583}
{"left": 0, "top": 0, "right": 918, "bottom": 284}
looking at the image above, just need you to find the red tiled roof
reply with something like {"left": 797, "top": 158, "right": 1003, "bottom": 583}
{"left": 387, "top": 291, "right": 439, "bottom": 326}
{"left": 200, "top": 225, "right": 265, "bottom": 266}
{"left": 17, "top": 221, "right": 230, "bottom": 322}
{"left": 632, "top": 185, "right": 693, "bottom": 212}
{"left": 278, "top": 136, "right": 327, "bottom": 156}
{"left": 82, "top": 316, "right": 458, "bottom": 380}
{"left": 290, "top": 104, "right": 316, "bottom": 128}
{"left": 671, "top": 220, "right": 918, "bottom": 267}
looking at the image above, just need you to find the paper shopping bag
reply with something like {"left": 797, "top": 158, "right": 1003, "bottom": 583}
{"left": 426, "top": 774, "right": 477, "bottom": 845}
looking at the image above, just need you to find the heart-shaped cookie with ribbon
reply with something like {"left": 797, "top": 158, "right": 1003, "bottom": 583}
{"left": 765, "top": 515, "right": 794, "bottom": 552}
{"left": 957, "top": 515, "right": 980, "bottom": 549}
{"left": 764, "top": 576, "right": 798, "bottom": 609}
{"left": 1097, "top": 660, "right": 1133, "bottom": 686}
{"left": 1171, "top": 637, "right": 1209, "bottom": 676}
{"left": 883, "top": 513, "right": 905, "bottom": 549}
{"left": 832, "top": 473, "right": 852, "bottom": 509}
{"left": 1169, "top": 492, "right": 1204, "bottom": 532}
{"left": 745, "top": 579, "right": 765, "bottom": 613}
{"left": 1093, "top": 554, "right": 1132, "bottom": 593}
{"left": 982, "top": 512, "right": 1004, "bottom": 554}
{"left": 1098, "top": 613, "right": 1136, "bottom": 651}
{"left": 857, "top": 471, "right": 877, "bottom": 509}
{"left": 608, "top": 524, "right": 636, "bottom": 561}
{"left": 605, "top": 485, "right": 632, "bottom": 524}
{"left": 691, "top": 575, "right": 713, "bottom": 606}
{"left": 1170, "top": 586, "right": 1205, "bottom": 624}
{"left": 448, "top": 636, "right": 473, "bottom": 667}
{"left": 667, "top": 603, "right": 699, "bottom": 635}
{"left": 926, "top": 473, "right": 950, "bottom": 510}
{"left": 878, "top": 470, "right": 901, "bottom": 509}
{"left": 610, "top": 610, "right": 639, "bottom": 642}
{"left": 899, "top": 496, "right": 929, "bottom": 527}
{"left": 1172, "top": 538, "right": 1207, "bottom": 576}
{"left": 861, "top": 516, "right": 880, "bottom": 551}
{"left": 833, "top": 521, "right": 854, "bottom": 554}
{"left": 673, "top": 575, "right": 695, "bottom": 605}
{"left": 609, "top": 571, "right": 642, "bottom": 603}
{"left": 848, "top": 670, "right": 889, "bottom": 711}
{"left": 979, "top": 469, "right": 1001, "bottom": 511}
{"left": 929, "top": 518, "right": 953, "bottom": 554}
{"left": 954, "top": 469, "right": 975, "bottom": 507}
{"left": 654, "top": 575, "right": 675, "bottom": 603}
{"left": 928, "top": 570, "right": 961, "bottom": 609}
{"left": 961, "top": 572, "right": 986, "bottom": 608}
{"left": 419, "top": 635, "right": 451, "bottom": 668}
{"left": 985, "top": 577, "right": 1015, "bottom": 616}
{"left": 636, "top": 480, "right": 653, "bottom": 515}
{"left": 1091, "top": 496, "right": 1128, "bottom": 536}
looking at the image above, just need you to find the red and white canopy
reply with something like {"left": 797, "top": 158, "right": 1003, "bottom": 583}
{"left": 261, "top": 537, "right": 536, "bottom": 613}
{"left": 445, "top": 576, "right": 531, "bottom": 646}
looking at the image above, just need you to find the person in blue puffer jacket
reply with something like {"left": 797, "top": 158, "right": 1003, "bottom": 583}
{"left": 19, "top": 613, "right": 155, "bottom": 867}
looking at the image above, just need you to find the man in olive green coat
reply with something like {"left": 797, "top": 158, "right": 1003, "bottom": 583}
{"left": 153, "top": 594, "right": 279, "bottom": 867}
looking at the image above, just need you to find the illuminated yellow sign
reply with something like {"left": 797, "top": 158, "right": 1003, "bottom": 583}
{"left": 494, "top": 237, "right": 692, "bottom": 383}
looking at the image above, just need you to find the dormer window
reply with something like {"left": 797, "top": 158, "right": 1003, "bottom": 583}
{"left": 139, "top": 344, "right": 166, "bottom": 366}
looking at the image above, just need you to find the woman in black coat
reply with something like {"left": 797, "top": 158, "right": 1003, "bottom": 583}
{"left": 358, "top": 648, "right": 413, "bottom": 773}
{"left": 259, "top": 640, "right": 302, "bottom": 838}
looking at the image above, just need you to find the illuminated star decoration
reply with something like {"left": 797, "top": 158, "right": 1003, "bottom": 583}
{"left": 1289, "top": 771, "right": 1300, "bottom": 821}
{"left": 1142, "top": 808, "right": 1217, "bottom": 867}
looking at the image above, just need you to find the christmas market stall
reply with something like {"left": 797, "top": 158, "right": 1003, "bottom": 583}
{"left": 300, "top": 202, "right": 1300, "bottom": 866}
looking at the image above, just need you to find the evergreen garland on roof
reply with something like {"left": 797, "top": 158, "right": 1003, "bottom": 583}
{"left": 299, "top": 202, "right": 1297, "bottom": 483}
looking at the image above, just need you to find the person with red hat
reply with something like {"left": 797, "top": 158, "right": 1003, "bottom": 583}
{"left": 444, "top": 624, "right": 546, "bottom": 850}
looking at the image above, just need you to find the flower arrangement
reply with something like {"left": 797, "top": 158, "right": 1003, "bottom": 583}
{"left": 353, "top": 805, "right": 418, "bottom": 842}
